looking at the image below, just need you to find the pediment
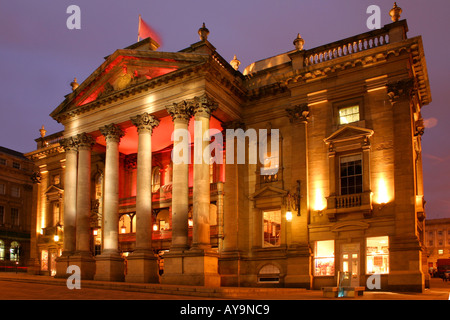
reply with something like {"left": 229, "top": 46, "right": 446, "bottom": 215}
{"left": 44, "top": 185, "right": 64, "bottom": 195}
{"left": 249, "top": 185, "right": 288, "bottom": 200}
{"left": 50, "top": 41, "right": 208, "bottom": 122}
{"left": 324, "top": 125, "right": 374, "bottom": 144}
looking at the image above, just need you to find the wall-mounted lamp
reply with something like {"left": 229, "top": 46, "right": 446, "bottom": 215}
{"left": 286, "top": 180, "right": 301, "bottom": 219}
{"left": 152, "top": 223, "right": 158, "bottom": 232}
{"left": 188, "top": 218, "right": 194, "bottom": 228}
{"left": 53, "top": 234, "right": 59, "bottom": 242}
{"left": 93, "top": 228, "right": 98, "bottom": 236}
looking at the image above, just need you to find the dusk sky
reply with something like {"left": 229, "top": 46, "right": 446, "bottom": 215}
{"left": 0, "top": 1, "right": 448, "bottom": 219}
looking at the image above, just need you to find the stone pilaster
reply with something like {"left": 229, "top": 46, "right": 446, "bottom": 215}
{"left": 126, "top": 113, "right": 160, "bottom": 283}
{"left": 95, "top": 124, "right": 125, "bottom": 282}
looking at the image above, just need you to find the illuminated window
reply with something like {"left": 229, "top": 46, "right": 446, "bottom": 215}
{"left": 263, "top": 210, "right": 281, "bottom": 247}
{"left": 10, "top": 241, "right": 19, "bottom": 261}
{"left": 340, "top": 154, "right": 362, "bottom": 195}
{"left": 339, "top": 105, "right": 360, "bottom": 125}
{"left": 438, "top": 249, "right": 444, "bottom": 255}
{"left": 366, "top": 236, "right": 389, "bottom": 274}
{"left": 314, "top": 240, "right": 335, "bottom": 276}
{"left": 0, "top": 240, "right": 4, "bottom": 260}
{"left": 41, "top": 250, "right": 48, "bottom": 271}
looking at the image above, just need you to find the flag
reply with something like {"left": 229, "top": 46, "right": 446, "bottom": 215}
{"left": 138, "top": 15, "right": 162, "bottom": 46}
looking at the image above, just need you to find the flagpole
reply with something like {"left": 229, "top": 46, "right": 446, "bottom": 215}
{"left": 137, "top": 14, "right": 141, "bottom": 42}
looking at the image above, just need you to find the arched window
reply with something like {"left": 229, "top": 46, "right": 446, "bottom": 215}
{"left": 152, "top": 166, "right": 161, "bottom": 193}
{"left": 119, "top": 214, "right": 134, "bottom": 234}
{"left": 0, "top": 240, "right": 4, "bottom": 260}
{"left": 10, "top": 241, "right": 19, "bottom": 261}
{"left": 258, "top": 264, "right": 281, "bottom": 283}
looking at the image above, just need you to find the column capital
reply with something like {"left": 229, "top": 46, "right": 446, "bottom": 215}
{"left": 76, "top": 132, "right": 95, "bottom": 149}
{"left": 100, "top": 123, "right": 125, "bottom": 143}
{"left": 131, "top": 112, "right": 160, "bottom": 134}
{"left": 192, "top": 94, "right": 218, "bottom": 118}
{"left": 60, "top": 136, "right": 78, "bottom": 152}
{"left": 166, "top": 100, "right": 193, "bottom": 123}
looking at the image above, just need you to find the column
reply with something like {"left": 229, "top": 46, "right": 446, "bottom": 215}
{"left": 72, "top": 133, "right": 96, "bottom": 279}
{"left": 166, "top": 101, "right": 192, "bottom": 251}
{"left": 126, "top": 113, "right": 160, "bottom": 283}
{"left": 55, "top": 136, "right": 78, "bottom": 278}
{"left": 191, "top": 95, "right": 217, "bottom": 250}
{"left": 94, "top": 123, "right": 125, "bottom": 282}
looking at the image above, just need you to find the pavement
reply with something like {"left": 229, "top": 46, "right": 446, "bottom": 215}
{"left": 0, "top": 272, "right": 448, "bottom": 301}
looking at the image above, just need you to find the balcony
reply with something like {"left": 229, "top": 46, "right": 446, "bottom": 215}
{"left": 325, "top": 192, "right": 373, "bottom": 221}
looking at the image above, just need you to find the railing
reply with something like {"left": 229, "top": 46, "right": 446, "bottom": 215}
{"left": 303, "top": 28, "right": 390, "bottom": 66}
{"left": 334, "top": 193, "right": 362, "bottom": 209}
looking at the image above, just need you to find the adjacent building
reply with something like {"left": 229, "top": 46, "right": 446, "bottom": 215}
{"left": 0, "top": 146, "right": 34, "bottom": 271}
{"left": 425, "top": 218, "right": 450, "bottom": 275}
{"left": 25, "top": 4, "right": 432, "bottom": 292}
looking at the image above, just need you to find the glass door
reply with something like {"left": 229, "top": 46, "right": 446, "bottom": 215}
{"left": 341, "top": 243, "right": 360, "bottom": 287}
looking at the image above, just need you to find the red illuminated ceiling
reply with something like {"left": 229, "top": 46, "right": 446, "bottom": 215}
{"left": 95, "top": 116, "right": 223, "bottom": 155}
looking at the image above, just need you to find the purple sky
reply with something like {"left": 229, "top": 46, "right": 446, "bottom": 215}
{"left": 0, "top": 0, "right": 448, "bottom": 219}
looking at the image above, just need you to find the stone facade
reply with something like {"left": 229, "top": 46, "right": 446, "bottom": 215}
{"left": 25, "top": 9, "right": 431, "bottom": 292}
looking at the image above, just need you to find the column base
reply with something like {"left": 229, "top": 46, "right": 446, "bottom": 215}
{"left": 94, "top": 251, "right": 125, "bottom": 282}
{"left": 125, "top": 250, "right": 159, "bottom": 283}
{"left": 161, "top": 249, "right": 220, "bottom": 287}
{"left": 55, "top": 254, "right": 72, "bottom": 279}
{"left": 70, "top": 251, "right": 96, "bottom": 280}
{"left": 387, "top": 271, "right": 425, "bottom": 292}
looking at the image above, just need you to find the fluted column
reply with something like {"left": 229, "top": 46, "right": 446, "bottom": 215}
{"left": 126, "top": 113, "right": 160, "bottom": 283}
{"left": 75, "top": 133, "right": 95, "bottom": 253}
{"left": 95, "top": 123, "right": 125, "bottom": 282}
{"left": 55, "top": 136, "right": 78, "bottom": 279}
{"left": 192, "top": 95, "right": 218, "bottom": 250}
{"left": 60, "top": 136, "right": 78, "bottom": 256}
{"left": 166, "top": 101, "right": 192, "bottom": 251}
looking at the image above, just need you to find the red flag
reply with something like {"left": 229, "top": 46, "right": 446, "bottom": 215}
{"left": 138, "top": 15, "right": 162, "bottom": 46}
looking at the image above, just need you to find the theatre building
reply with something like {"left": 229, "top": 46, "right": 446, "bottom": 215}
{"left": 25, "top": 4, "right": 432, "bottom": 291}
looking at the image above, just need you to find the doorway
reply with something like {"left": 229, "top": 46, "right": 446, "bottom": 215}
{"left": 341, "top": 243, "right": 360, "bottom": 287}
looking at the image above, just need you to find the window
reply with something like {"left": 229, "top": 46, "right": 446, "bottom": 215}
{"left": 0, "top": 184, "right": 5, "bottom": 195}
{"left": 52, "top": 202, "right": 60, "bottom": 226}
{"left": 11, "top": 208, "right": 19, "bottom": 226}
{"left": 0, "top": 240, "right": 4, "bottom": 260}
{"left": 0, "top": 206, "right": 3, "bottom": 224}
{"left": 12, "top": 162, "right": 20, "bottom": 169}
{"left": 258, "top": 264, "right": 281, "bottom": 283}
{"left": 0, "top": 158, "right": 5, "bottom": 165}
{"left": 366, "top": 236, "right": 389, "bottom": 274}
{"left": 10, "top": 241, "right": 19, "bottom": 261}
{"left": 152, "top": 166, "right": 161, "bottom": 193}
{"left": 314, "top": 240, "right": 335, "bottom": 276}
{"left": 340, "top": 154, "right": 362, "bottom": 195}
{"left": 339, "top": 105, "right": 360, "bottom": 125}
{"left": 263, "top": 210, "right": 281, "bottom": 247}
{"left": 11, "top": 185, "right": 20, "bottom": 198}
{"left": 52, "top": 174, "right": 60, "bottom": 185}
{"left": 41, "top": 250, "right": 48, "bottom": 271}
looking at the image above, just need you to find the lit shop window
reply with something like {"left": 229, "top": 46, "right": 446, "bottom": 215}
{"left": 339, "top": 105, "right": 360, "bottom": 125}
{"left": 41, "top": 250, "right": 48, "bottom": 271}
{"left": 314, "top": 240, "right": 335, "bottom": 276}
{"left": 0, "top": 240, "right": 4, "bottom": 260}
{"left": 263, "top": 210, "right": 281, "bottom": 247}
{"left": 366, "top": 236, "right": 389, "bottom": 274}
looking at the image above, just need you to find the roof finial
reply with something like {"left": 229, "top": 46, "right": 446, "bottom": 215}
{"left": 70, "top": 78, "right": 79, "bottom": 91}
{"left": 198, "top": 22, "right": 210, "bottom": 41}
{"left": 293, "top": 34, "right": 305, "bottom": 51}
{"left": 389, "top": 2, "right": 402, "bottom": 22}
{"left": 230, "top": 55, "right": 241, "bottom": 71}
{"left": 39, "top": 125, "right": 46, "bottom": 138}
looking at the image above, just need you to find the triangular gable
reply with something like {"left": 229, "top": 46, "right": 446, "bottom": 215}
{"left": 50, "top": 47, "right": 209, "bottom": 122}
{"left": 249, "top": 185, "right": 288, "bottom": 200}
{"left": 44, "top": 185, "right": 64, "bottom": 195}
{"left": 324, "top": 125, "right": 374, "bottom": 144}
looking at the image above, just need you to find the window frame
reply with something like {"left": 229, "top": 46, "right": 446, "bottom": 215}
{"left": 339, "top": 153, "right": 363, "bottom": 196}
{"left": 333, "top": 97, "right": 365, "bottom": 129}
{"left": 314, "top": 240, "right": 335, "bottom": 276}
